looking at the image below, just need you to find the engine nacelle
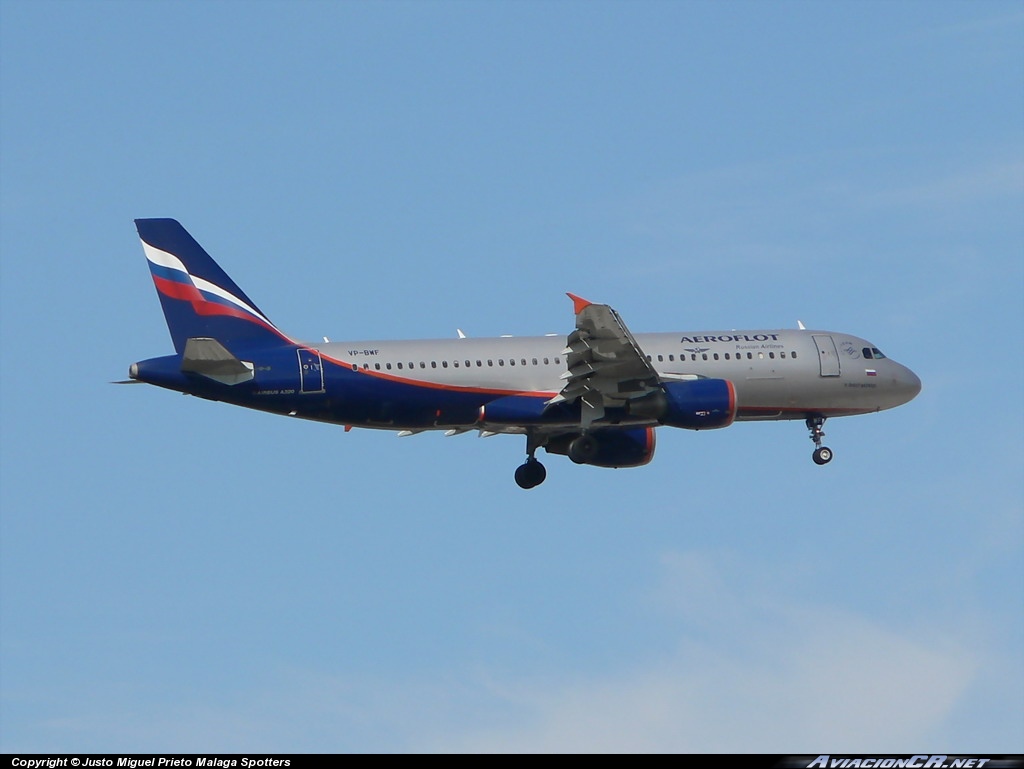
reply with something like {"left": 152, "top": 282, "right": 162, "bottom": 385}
{"left": 629, "top": 378, "right": 736, "bottom": 430}
{"left": 480, "top": 394, "right": 577, "bottom": 424}
{"left": 545, "top": 427, "right": 656, "bottom": 468}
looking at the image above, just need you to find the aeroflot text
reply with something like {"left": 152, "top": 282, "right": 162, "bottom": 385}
{"left": 680, "top": 334, "right": 781, "bottom": 344}
{"left": 807, "top": 757, "right": 991, "bottom": 769}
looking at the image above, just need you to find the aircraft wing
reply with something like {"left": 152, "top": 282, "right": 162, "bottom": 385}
{"left": 549, "top": 294, "right": 662, "bottom": 426}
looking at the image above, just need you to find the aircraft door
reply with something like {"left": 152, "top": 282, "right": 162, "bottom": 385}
{"left": 298, "top": 348, "right": 325, "bottom": 393}
{"left": 812, "top": 335, "right": 841, "bottom": 377}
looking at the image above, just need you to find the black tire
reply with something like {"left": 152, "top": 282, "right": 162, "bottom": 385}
{"left": 514, "top": 460, "right": 547, "bottom": 488}
{"left": 568, "top": 434, "right": 599, "bottom": 464}
{"left": 813, "top": 446, "right": 833, "bottom": 465}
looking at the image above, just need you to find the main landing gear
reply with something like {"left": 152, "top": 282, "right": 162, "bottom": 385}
{"left": 515, "top": 458, "right": 547, "bottom": 489}
{"left": 806, "top": 416, "right": 833, "bottom": 465}
{"left": 515, "top": 433, "right": 548, "bottom": 489}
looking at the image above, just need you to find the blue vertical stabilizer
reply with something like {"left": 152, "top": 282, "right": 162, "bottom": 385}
{"left": 135, "top": 218, "right": 291, "bottom": 353}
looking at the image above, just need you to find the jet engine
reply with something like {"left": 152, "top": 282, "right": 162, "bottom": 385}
{"left": 545, "top": 426, "right": 656, "bottom": 468}
{"left": 628, "top": 378, "right": 736, "bottom": 430}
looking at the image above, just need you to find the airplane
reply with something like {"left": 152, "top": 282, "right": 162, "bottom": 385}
{"left": 125, "top": 218, "right": 922, "bottom": 488}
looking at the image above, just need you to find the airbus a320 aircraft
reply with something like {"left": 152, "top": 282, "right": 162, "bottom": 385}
{"left": 125, "top": 219, "right": 921, "bottom": 488}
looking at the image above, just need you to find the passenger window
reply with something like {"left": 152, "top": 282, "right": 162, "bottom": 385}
{"left": 431, "top": 361, "right": 437, "bottom": 368}
{"left": 521, "top": 358, "right": 527, "bottom": 366}
{"left": 487, "top": 360, "right": 493, "bottom": 367}
{"left": 646, "top": 355, "right": 652, "bottom": 362}
{"left": 713, "top": 353, "right": 719, "bottom": 360}
{"left": 758, "top": 352, "right": 764, "bottom": 359}
{"left": 386, "top": 363, "right": 392, "bottom": 370}
{"left": 397, "top": 362, "right": 403, "bottom": 369}
{"left": 543, "top": 357, "right": 550, "bottom": 365}
{"left": 453, "top": 360, "right": 459, "bottom": 367}
{"left": 702, "top": 353, "right": 708, "bottom": 361}
{"left": 532, "top": 358, "right": 538, "bottom": 365}
{"left": 442, "top": 361, "right": 448, "bottom": 368}
{"left": 669, "top": 354, "right": 675, "bottom": 362}
{"left": 747, "top": 353, "right": 753, "bottom": 360}
{"left": 374, "top": 363, "right": 381, "bottom": 370}
{"left": 420, "top": 362, "right": 426, "bottom": 369}
{"left": 555, "top": 357, "right": 561, "bottom": 365}
{"left": 498, "top": 359, "right": 504, "bottom": 366}
{"left": 476, "top": 360, "right": 482, "bottom": 367}
{"left": 769, "top": 352, "right": 775, "bottom": 359}
{"left": 466, "top": 360, "right": 471, "bottom": 367}
{"left": 791, "top": 351, "right": 797, "bottom": 359}
{"left": 657, "top": 354, "right": 664, "bottom": 362}
{"left": 780, "top": 352, "right": 786, "bottom": 359}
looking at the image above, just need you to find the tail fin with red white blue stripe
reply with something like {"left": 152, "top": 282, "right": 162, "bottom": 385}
{"left": 135, "top": 218, "right": 291, "bottom": 354}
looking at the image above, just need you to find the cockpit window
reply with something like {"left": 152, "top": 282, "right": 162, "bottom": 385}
{"left": 863, "top": 347, "right": 888, "bottom": 360}
{"left": 871, "top": 347, "right": 886, "bottom": 359}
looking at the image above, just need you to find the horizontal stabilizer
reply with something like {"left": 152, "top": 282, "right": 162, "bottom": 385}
{"left": 181, "top": 337, "right": 254, "bottom": 385}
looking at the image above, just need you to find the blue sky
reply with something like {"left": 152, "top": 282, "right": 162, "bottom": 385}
{"left": 1, "top": 0, "right": 1021, "bottom": 753}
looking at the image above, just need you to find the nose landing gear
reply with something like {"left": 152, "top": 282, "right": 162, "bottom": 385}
{"left": 806, "top": 416, "right": 833, "bottom": 465}
{"left": 812, "top": 446, "right": 833, "bottom": 465}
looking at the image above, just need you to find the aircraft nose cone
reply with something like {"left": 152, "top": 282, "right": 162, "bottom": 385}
{"left": 897, "top": 365, "right": 922, "bottom": 403}
{"left": 129, "top": 362, "right": 139, "bottom": 380}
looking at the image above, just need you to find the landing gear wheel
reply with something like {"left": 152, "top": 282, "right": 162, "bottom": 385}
{"left": 568, "top": 434, "right": 599, "bottom": 464}
{"left": 805, "top": 416, "right": 833, "bottom": 466}
{"left": 515, "top": 459, "right": 547, "bottom": 489}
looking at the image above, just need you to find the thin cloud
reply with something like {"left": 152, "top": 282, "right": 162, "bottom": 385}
{"left": 10, "top": 550, "right": 980, "bottom": 753}
{"left": 421, "top": 551, "right": 977, "bottom": 752}
{"left": 860, "top": 157, "right": 1024, "bottom": 211}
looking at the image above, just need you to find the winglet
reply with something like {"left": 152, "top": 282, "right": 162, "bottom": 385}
{"left": 567, "top": 293, "right": 592, "bottom": 314}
